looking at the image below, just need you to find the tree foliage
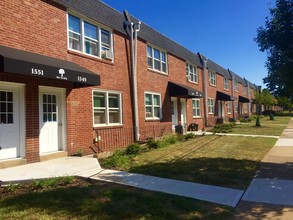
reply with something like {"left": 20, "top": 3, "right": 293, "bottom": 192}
{"left": 255, "top": 0, "right": 293, "bottom": 99}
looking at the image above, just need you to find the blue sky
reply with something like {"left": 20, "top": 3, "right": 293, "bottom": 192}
{"left": 102, "top": 0, "right": 274, "bottom": 87}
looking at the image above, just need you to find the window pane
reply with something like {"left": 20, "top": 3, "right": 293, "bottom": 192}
{"left": 0, "top": 103, "right": 6, "bottom": 112}
{"left": 68, "top": 14, "right": 80, "bottom": 33}
{"left": 84, "top": 22, "right": 97, "bottom": 39}
{"left": 69, "top": 32, "right": 81, "bottom": 51}
{"left": 109, "top": 110, "right": 119, "bottom": 123}
{"left": 94, "top": 93, "right": 105, "bottom": 107}
{"left": 0, "top": 91, "right": 6, "bottom": 101}
{"left": 154, "top": 60, "right": 160, "bottom": 70}
{"left": 147, "top": 46, "right": 152, "bottom": 57}
{"left": 43, "top": 104, "right": 47, "bottom": 113}
{"left": 7, "top": 92, "right": 13, "bottom": 101}
{"left": 109, "top": 94, "right": 118, "bottom": 108}
{"left": 154, "top": 49, "right": 160, "bottom": 59}
{"left": 154, "top": 107, "right": 160, "bottom": 118}
{"left": 52, "top": 113, "right": 57, "bottom": 122}
{"left": 94, "top": 110, "right": 106, "bottom": 124}
{"left": 48, "top": 113, "right": 52, "bottom": 122}
{"left": 85, "top": 38, "right": 98, "bottom": 56}
{"left": 161, "top": 52, "right": 166, "bottom": 62}
{"left": 145, "top": 107, "right": 152, "bottom": 118}
{"left": 0, "top": 113, "right": 6, "bottom": 123}
{"left": 101, "top": 29, "right": 110, "bottom": 46}
{"left": 43, "top": 113, "right": 47, "bottom": 122}
{"left": 145, "top": 94, "right": 152, "bottom": 105}
{"left": 153, "top": 95, "right": 160, "bottom": 106}
{"left": 148, "top": 57, "right": 153, "bottom": 68}
{"left": 162, "top": 63, "right": 166, "bottom": 72}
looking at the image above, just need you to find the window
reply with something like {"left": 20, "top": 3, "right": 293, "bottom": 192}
{"left": 224, "top": 78, "right": 229, "bottom": 90}
{"left": 42, "top": 94, "right": 57, "bottom": 122}
{"left": 234, "top": 101, "right": 238, "bottom": 113}
{"left": 147, "top": 45, "right": 167, "bottom": 73}
{"left": 186, "top": 63, "right": 198, "bottom": 83}
{"left": 0, "top": 91, "right": 13, "bottom": 124}
{"left": 192, "top": 99, "right": 201, "bottom": 117}
{"left": 227, "top": 101, "right": 231, "bottom": 114}
{"left": 242, "top": 86, "right": 246, "bottom": 95}
{"left": 93, "top": 91, "right": 122, "bottom": 126}
{"left": 234, "top": 81, "right": 239, "bottom": 92}
{"left": 208, "top": 98, "right": 214, "bottom": 114}
{"left": 68, "top": 14, "right": 113, "bottom": 60}
{"left": 145, "top": 92, "right": 161, "bottom": 119}
{"left": 209, "top": 71, "right": 216, "bottom": 86}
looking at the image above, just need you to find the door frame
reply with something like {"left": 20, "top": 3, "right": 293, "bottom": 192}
{"left": 180, "top": 99, "right": 187, "bottom": 132}
{"left": 39, "top": 86, "right": 66, "bottom": 154}
{"left": 171, "top": 97, "right": 178, "bottom": 132}
{"left": 0, "top": 81, "right": 25, "bottom": 159}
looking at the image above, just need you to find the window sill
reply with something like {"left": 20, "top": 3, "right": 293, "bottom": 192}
{"left": 188, "top": 80, "right": 199, "bottom": 85}
{"left": 93, "top": 124, "right": 123, "bottom": 129}
{"left": 68, "top": 50, "right": 114, "bottom": 66}
{"left": 224, "top": 88, "right": 230, "bottom": 91}
{"left": 208, "top": 113, "right": 214, "bottom": 115}
{"left": 145, "top": 118, "right": 161, "bottom": 122}
{"left": 209, "top": 84, "right": 217, "bottom": 87}
{"left": 147, "top": 68, "right": 168, "bottom": 76}
{"left": 193, "top": 116, "right": 202, "bottom": 119}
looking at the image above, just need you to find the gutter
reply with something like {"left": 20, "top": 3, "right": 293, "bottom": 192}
{"left": 228, "top": 69, "right": 235, "bottom": 119}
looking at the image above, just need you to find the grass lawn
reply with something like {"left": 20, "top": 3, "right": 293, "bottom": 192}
{"left": 102, "top": 135, "right": 277, "bottom": 190}
{"left": 0, "top": 177, "right": 232, "bottom": 219}
{"left": 230, "top": 116, "right": 291, "bottom": 136}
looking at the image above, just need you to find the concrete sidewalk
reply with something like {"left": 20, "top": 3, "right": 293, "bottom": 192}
{"left": 233, "top": 118, "right": 293, "bottom": 219}
{"left": 0, "top": 157, "right": 101, "bottom": 184}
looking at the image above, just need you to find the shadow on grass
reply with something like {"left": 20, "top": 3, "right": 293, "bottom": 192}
{"left": 129, "top": 157, "right": 259, "bottom": 190}
{"left": 0, "top": 180, "right": 232, "bottom": 219}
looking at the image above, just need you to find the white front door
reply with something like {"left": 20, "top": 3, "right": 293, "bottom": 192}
{"left": 180, "top": 99, "right": 187, "bottom": 132}
{"left": 171, "top": 98, "right": 178, "bottom": 131}
{"left": 39, "top": 87, "right": 64, "bottom": 154}
{"left": 0, "top": 86, "right": 20, "bottom": 160}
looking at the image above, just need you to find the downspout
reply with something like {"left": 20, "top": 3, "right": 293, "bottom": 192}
{"left": 228, "top": 69, "right": 235, "bottom": 119}
{"left": 123, "top": 11, "right": 141, "bottom": 142}
{"left": 198, "top": 53, "right": 208, "bottom": 127}
{"left": 247, "top": 80, "right": 251, "bottom": 115}
{"left": 133, "top": 22, "right": 141, "bottom": 142}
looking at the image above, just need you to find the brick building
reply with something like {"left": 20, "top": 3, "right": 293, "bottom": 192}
{"left": 0, "top": 0, "right": 259, "bottom": 167}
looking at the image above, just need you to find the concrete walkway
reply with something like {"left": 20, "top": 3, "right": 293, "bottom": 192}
{"left": 233, "top": 118, "right": 293, "bottom": 219}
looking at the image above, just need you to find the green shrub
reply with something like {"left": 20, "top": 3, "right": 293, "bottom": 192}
{"left": 184, "top": 133, "right": 196, "bottom": 140}
{"left": 125, "top": 143, "right": 141, "bottom": 155}
{"left": 176, "top": 134, "right": 186, "bottom": 142}
{"left": 146, "top": 139, "right": 159, "bottom": 149}
{"left": 102, "top": 150, "right": 130, "bottom": 169}
{"left": 162, "top": 135, "right": 178, "bottom": 145}
{"left": 211, "top": 123, "right": 234, "bottom": 133}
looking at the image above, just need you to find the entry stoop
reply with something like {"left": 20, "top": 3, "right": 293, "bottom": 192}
{"left": 40, "top": 151, "right": 68, "bottom": 162}
{"left": 0, "top": 158, "right": 26, "bottom": 169}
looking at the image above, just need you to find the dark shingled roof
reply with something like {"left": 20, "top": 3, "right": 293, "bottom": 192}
{"left": 52, "top": 0, "right": 202, "bottom": 68}
{"left": 51, "top": 0, "right": 259, "bottom": 87}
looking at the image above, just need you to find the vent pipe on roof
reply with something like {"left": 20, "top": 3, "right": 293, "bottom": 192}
{"left": 124, "top": 10, "right": 141, "bottom": 142}
{"left": 198, "top": 53, "right": 208, "bottom": 127}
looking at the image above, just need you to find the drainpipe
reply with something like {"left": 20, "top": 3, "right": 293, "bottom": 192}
{"left": 198, "top": 53, "right": 208, "bottom": 127}
{"left": 247, "top": 81, "right": 251, "bottom": 115}
{"left": 133, "top": 21, "right": 141, "bottom": 142}
{"left": 228, "top": 69, "right": 235, "bottom": 119}
{"left": 124, "top": 11, "right": 141, "bottom": 142}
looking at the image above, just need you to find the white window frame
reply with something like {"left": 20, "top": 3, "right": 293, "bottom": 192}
{"left": 224, "top": 78, "right": 229, "bottom": 90}
{"left": 234, "top": 81, "right": 239, "bottom": 92}
{"left": 192, "top": 99, "right": 201, "bottom": 117}
{"left": 186, "top": 63, "right": 198, "bottom": 83}
{"left": 144, "top": 92, "right": 162, "bottom": 120}
{"left": 147, "top": 45, "right": 168, "bottom": 74}
{"left": 208, "top": 98, "right": 214, "bottom": 114}
{"left": 209, "top": 71, "right": 216, "bottom": 86}
{"left": 242, "top": 86, "right": 246, "bottom": 95}
{"left": 92, "top": 90, "right": 122, "bottom": 127}
{"left": 227, "top": 101, "right": 232, "bottom": 114}
{"left": 67, "top": 13, "right": 114, "bottom": 61}
{"left": 234, "top": 101, "right": 238, "bottom": 113}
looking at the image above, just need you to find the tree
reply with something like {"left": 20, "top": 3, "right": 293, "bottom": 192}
{"left": 254, "top": 89, "right": 263, "bottom": 126}
{"left": 262, "top": 89, "right": 277, "bottom": 120}
{"left": 255, "top": 0, "right": 293, "bottom": 99}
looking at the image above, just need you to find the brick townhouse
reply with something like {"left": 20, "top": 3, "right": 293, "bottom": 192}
{"left": 0, "top": 0, "right": 259, "bottom": 167}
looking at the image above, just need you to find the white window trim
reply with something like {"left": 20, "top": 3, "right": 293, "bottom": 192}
{"left": 192, "top": 99, "right": 201, "bottom": 118}
{"left": 208, "top": 98, "right": 214, "bottom": 114}
{"left": 234, "top": 81, "right": 239, "bottom": 92}
{"left": 186, "top": 63, "right": 198, "bottom": 84}
{"left": 67, "top": 12, "right": 114, "bottom": 62}
{"left": 147, "top": 44, "right": 168, "bottom": 74}
{"left": 227, "top": 101, "right": 232, "bottom": 114}
{"left": 144, "top": 91, "right": 162, "bottom": 120}
{"left": 209, "top": 71, "right": 216, "bottom": 86}
{"left": 92, "top": 89, "right": 122, "bottom": 127}
{"left": 234, "top": 101, "right": 238, "bottom": 113}
{"left": 224, "top": 78, "right": 229, "bottom": 90}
